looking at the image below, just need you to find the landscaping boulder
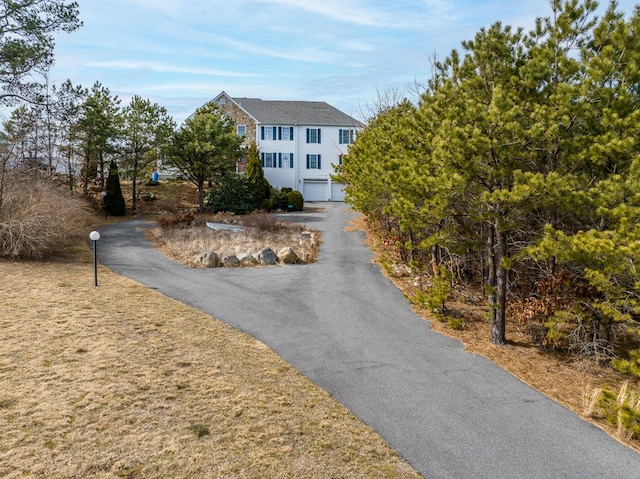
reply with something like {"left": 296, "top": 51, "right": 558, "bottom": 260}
{"left": 199, "top": 251, "right": 220, "bottom": 268}
{"left": 277, "top": 247, "right": 299, "bottom": 264}
{"left": 258, "top": 247, "right": 278, "bottom": 265}
{"left": 223, "top": 255, "right": 241, "bottom": 267}
{"left": 237, "top": 253, "right": 259, "bottom": 265}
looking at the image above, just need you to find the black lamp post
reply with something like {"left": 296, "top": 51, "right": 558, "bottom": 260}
{"left": 89, "top": 230, "right": 101, "bottom": 286}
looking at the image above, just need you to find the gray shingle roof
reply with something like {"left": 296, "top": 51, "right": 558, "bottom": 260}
{"left": 232, "top": 97, "right": 363, "bottom": 127}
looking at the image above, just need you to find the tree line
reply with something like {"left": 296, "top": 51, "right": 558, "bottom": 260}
{"left": 0, "top": 1, "right": 252, "bottom": 219}
{"left": 0, "top": 0, "right": 259, "bottom": 260}
{"left": 340, "top": 0, "right": 640, "bottom": 373}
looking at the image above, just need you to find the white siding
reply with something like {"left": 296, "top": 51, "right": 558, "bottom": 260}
{"left": 256, "top": 124, "right": 357, "bottom": 200}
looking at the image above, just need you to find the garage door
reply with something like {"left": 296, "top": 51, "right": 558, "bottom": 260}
{"left": 330, "top": 182, "right": 346, "bottom": 202}
{"left": 303, "top": 179, "right": 328, "bottom": 201}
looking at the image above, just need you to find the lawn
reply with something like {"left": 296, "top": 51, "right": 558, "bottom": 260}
{"left": 0, "top": 250, "right": 422, "bottom": 478}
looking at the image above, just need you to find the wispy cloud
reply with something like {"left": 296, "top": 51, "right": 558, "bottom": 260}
{"left": 85, "top": 60, "right": 262, "bottom": 78}
{"left": 252, "top": 0, "right": 417, "bottom": 28}
{"left": 210, "top": 34, "right": 339, "bottom": 64}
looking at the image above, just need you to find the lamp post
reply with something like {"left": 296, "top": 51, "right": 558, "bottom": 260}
{"left": 101, "top": 191, "right": 107, "bottom": 219}
{"left": 89, "top": 230, "right": 101, "bottom": 286}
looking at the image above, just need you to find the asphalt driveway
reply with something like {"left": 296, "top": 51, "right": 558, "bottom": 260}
{"left": 96, "top": 203, "right": 640, "bottom": 479}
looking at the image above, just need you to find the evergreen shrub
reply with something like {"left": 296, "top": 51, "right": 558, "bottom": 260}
{"left": 104, "top": 160, "right": 126, "bottom": 216}
{"left": 287, "top": 190, "right": 304, "bottom": 211}
{"left": 206, "top": 175, "right": 255, "bottom": 215}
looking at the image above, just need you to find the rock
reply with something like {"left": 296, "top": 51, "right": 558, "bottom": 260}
{"left": 237, "top": 253, "right": 259, "bottom": 265}
{"left": 258, "top": 247, "right": 278, "bottom": 265}
{"left": 223, "top": 255, "right": 240, "bottom": 267}
{"left": 277, "top": 247, "right": 299, "bottom": 264}
{"left": 199, "top": 251, "right": 220, "bottom": 268}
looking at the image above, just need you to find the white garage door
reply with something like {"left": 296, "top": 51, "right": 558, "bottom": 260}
{"left": 303, "top": 179, "right": 328, "bottom": 201}
{"left": 330, "top": 182, "right": 346, "bottom": 202}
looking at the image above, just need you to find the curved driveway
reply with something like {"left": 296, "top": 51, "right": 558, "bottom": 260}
{"left": 97, "top": 203, "right": 640, "bottom": 479}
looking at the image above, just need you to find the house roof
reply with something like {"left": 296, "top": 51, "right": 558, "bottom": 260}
{"left": 231, "top": 97, "right": 363, "bottom": 127}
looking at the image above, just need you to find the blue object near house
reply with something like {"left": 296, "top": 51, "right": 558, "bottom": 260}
{"left": 152, "top": 171, "right": 159, "bottom": 183}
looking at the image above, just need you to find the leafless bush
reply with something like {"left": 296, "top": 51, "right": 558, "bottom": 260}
{"left": 156, "top": 210, "right": 196, "bottom": 230}
{"left": 0, "top": 177, "right": 91, "bottom": 259}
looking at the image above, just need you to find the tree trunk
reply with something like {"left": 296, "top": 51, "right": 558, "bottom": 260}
{"left": 487, "top": 220, "right": 508, "bottom": 345}
{"left": 486, "top": 223, "right": 497, "bottom": 328}
{"left": 131, "top": 157, "right": 138, "bottom": 213}
{"left": 492, "top": 227, "right": 508, "bottom": 345}
{"left": 198, "top": 181, "right": 205, "bottom": 213}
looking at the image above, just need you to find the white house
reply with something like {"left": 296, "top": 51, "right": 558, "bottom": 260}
{"left": 212, "top": 91, "right": 363, "bottom": 202}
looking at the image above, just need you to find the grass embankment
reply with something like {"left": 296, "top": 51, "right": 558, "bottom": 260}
{"left": 0, "top": 251, "right": 423, "bottom": 478}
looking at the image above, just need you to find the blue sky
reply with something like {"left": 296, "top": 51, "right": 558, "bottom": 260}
{"left": 49, "top": 0, "right": 639, "bottom": 123}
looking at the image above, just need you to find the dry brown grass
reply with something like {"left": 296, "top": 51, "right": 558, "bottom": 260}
{"left": 352, "top": 214, "right": 640, "bottom": 453}
{"left": 0, "top": 246, "right": 422, "bottom": 478}
{"left": 148, "top": 213, "right": 320, "bottom": 267}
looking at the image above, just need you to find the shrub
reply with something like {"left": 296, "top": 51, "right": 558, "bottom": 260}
{"left": 612, "top": 349, "right": 640, "bottom": 378}
{"left": 426, "top": 266, "right": 452, "bottom": 317}
{"left": 244, "top": 142, "right": 272, "bottom": 206}
{"left": 598, "top": 382, "right": 640, "bottom": 439}
{"left": 242, "top": 212, "right": 280, "bottom": 232}
{"left": 0, "top": 177, "right": 91, "bottom": 259}
{"left": 270, "top": 188, "right": 289, "bottom": 211}
{"left": 206, "top": 175, "right": 256, "bottom": 215}
{"left": 103, "top": 160, "right": 126, "bottom": 216}
{"left": 287, "top": 190, "right": 304, "bottom": 211}
{"left": 156, "top": 210, "right": 196, "bottom": 230}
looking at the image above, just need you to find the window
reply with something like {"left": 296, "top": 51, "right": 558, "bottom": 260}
{"left": 261, "top": 152, "right": 277, "bottom": 168}
{"left": 279, "top": 153, "right": 294, "bottom": 168}
{"left": 339, "top": 129, "right": 354, "bottom": 144}
{"left": 279, "top": 126, "right": 294, "bottom": 141}
{"left": 261, "top": 126, "right": 277, "bottom": 141}
{"left": 306, "top": 154, "right": 321, "bottom": 169}
{"left": 237, "top": 125, "right": 246, "bottom": 137}
{"left": 306, "top": 128, "right": 321, "bottom": 144}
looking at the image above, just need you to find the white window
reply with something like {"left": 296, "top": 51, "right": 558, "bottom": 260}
{"left": 237, "top": 125, "right": 246, "bottom": 137}
{"left": 306, "top": 154, "right": 321, "bottom": 169}
{"left": 339, "top": 129, "right": 354, "bottom": 144}
{"left": 279, "top": 153, "right": 294, "bottom": 168}
{"left": 280, "top": 127, "right": 293, "bottom": 141}
{"left": 261, "top": 126, "right": 277, "bottom": 141}
{"left": 261, "top": 152, "right": 277, "bottom": 168}
{"left": 306, "top": 128, "right": 321, "bottom": 144}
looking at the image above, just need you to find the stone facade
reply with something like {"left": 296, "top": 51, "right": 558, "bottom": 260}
{"left": 218, "top": 99, "right": 256, "bottom": 147}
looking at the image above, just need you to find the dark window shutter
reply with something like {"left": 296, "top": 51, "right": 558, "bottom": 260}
{"left": 261, "top": 126, "right": 264, "bottom": 141}
{"left": 261, "top": 152, "right": 265, "bottom": 168}
{"left": 306, "top": 154, "right": 310, "bottom": 169}
{"left": 339, "top": 129, "right": 343, "bottom": 144}
{"left": 278, "top": 127, "right": 282, "bottom": 140}
{"left": 278, "top": 153, "right": 282, "bottom": 168}
{"left": 318, "top": 154, "right": 321, "bottom": 169}
{"left": 318, "top": 129, "right": 321, "bottom": 144}
{"left": 290, "top": 127, "right": 294, "bottom": 140}
{"left": 306, "top": 129, "right": 309, "bottom": 143}
{"left": 290, "top": 153, "right": 294, "bottom": 168}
